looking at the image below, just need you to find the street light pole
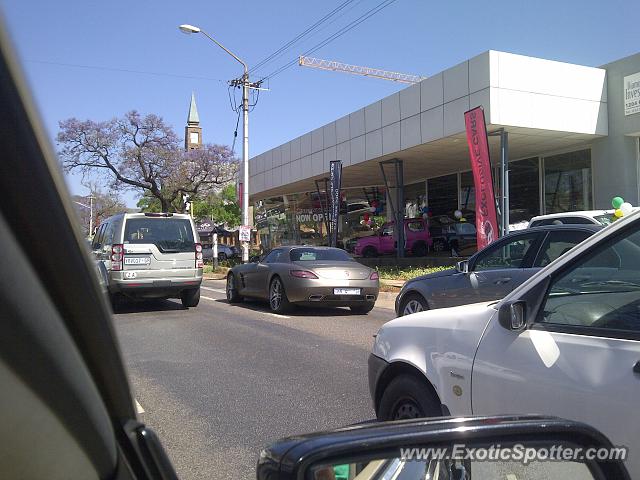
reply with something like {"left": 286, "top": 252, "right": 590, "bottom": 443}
{"left": 179, "top": 24, "right": 253, "bottom": 263}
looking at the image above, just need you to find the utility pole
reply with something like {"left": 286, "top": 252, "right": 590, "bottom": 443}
{"left": 89, "top": 194, "right": 94, "bottom": 236}
{"left": 179, "top": 24, "right": 266, "bottom": 263}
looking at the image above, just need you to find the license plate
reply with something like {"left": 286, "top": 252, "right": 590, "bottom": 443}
{"left": 334, "top": 288, "right": 361, "bottom": 295}
{"left": 124, "top": 257, "right": 150, "bottom": 265}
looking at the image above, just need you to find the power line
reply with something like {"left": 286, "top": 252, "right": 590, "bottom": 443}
{"left": 260, "top": 0, "right": 398, "bottom": 83}
{"left": 28, "top": 59, "right": 227, "bottom": 83}
{"left": 249, "top": 0, "right": 359, "bottom": 75}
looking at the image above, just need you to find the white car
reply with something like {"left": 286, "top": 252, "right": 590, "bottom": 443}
{"left": 369, "top": 210, "right": 640, "bottom": 475}
{"left": 528, "top": 209, "right": 615, "bottom": 227}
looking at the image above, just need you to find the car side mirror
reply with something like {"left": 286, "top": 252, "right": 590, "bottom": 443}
{"left": 455, "top": 260, "right": 469, "bottom": 274}
{"left": 498, "top": 300, "right": 527, "bottom": 331}
{"left": 257, "top": 416, "right": 629, "bottom": 480}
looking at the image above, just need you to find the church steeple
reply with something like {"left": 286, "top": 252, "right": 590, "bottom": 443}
{"left": 185, "top": 92, "right": 202, "bottom": 150}
{"left": 187, "top": 92, "right": 200, "bottom": 125}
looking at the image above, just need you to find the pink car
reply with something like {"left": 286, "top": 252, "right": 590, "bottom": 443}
{"left": 354, "top": 218, "right": 432, "bottom": 257}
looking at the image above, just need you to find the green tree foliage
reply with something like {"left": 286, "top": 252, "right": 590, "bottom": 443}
{"left": 192, "top": 184, "right": 241, "bottom": 227}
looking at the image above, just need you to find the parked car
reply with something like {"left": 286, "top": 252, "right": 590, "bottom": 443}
{"left": 226, "top": 246, "right": 379, "bottom": 313}
{"left": 0, "top": 22, "right": 630, "bottom": 480}
{"left": 395, "top": 224, "right": 601, "bottom": 316}
{"left": 202, "top": 243, "right": 235, "bottom": 261}
{"left": 430, "top": 221, "right": 477, "bottom": 255}
{"left": 92, "top": 212, "right": 203, "bottom": 308}
{"left": 354, "top": 218, "right": 432, "bottom": 257}
{"left": 369, "top": 210, "right": 640, "bottom": 475}
{"left": 528, "top": 209, "right": 616, "bottom": 227}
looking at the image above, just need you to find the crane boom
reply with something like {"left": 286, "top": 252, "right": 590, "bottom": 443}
{"left": 299, "top": 56, "right": 426, "bottom": 84}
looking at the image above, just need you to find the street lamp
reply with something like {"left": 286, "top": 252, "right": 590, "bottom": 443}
{"left": 179, "top": 23, "right": 252, "bottom": 263}
{"left": 73, "top": 194, "right": 94, "bottom": 237}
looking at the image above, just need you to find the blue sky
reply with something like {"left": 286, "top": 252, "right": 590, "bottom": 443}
{"left": 1, "top": 0, "right": 638, "bottom": 206}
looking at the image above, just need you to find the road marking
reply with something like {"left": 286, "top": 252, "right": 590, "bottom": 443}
{"left": 200, "top": 295, "right": 291, "bottom": 318}
{"left": 506, "top": 475, "right": 517, "bottom": 480}
{"left": 201, "top": 286, "right": 226, "bottom": 294}
{"left": 268, "top": 313, "right": 291, "bottom": 319}
{"left": 135, "top": 399, "right": 145, "bottom": 414}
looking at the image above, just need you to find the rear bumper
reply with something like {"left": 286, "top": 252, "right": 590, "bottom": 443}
{"left": 109, "top": 274, "right": 202, "bottom": 298}
{"left": 285, "top": 278, "right": 379, "bottom": 304}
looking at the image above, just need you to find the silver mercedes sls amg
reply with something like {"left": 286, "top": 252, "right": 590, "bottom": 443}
{"left": 226, "top": 246, "right": 380, "bottom": 314}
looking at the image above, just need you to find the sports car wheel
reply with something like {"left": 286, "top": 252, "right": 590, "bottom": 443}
{"left": 226, "top": 273, "right": 243, "bottom": 303}
{"left": 269, "top": 276, "right": 292, "bottom": 313}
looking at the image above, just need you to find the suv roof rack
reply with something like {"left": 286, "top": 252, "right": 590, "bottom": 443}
{"left": 144, "top": 213, "right": 174, "bottom": 217}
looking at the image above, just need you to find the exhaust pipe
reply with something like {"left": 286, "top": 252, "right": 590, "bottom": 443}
{"left": 365, "top": 294, "right": 375, "bottom": 301}
{"left": 309, "top": 295, "right": 324, "bottom": 301}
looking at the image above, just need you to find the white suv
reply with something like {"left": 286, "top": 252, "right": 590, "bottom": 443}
{"left": 369, "top": 211, "right": 640, "bottom": 476}
{"left": 92, "top": 212, "right": 203, "bottom": 308}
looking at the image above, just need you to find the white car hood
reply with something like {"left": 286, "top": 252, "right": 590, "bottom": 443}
{"left": 373, "top": 300, "right": 497, "bottom": 367}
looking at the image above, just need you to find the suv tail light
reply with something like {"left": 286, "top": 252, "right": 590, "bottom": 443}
{"left": 290, "top": 270, "right": 318, "bottom": 279}
{"left": 195, "top": 243, "right": 204, "bottom": 268}
{"left": 111, "top": 244, "right": 124, "bottom": 271}
{"left": 370, "top": 271, "right": 379, "bottom": 280}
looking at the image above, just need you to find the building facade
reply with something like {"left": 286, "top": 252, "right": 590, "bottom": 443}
{"left": 248, "top": 50, "right": 640, "bottom": 251}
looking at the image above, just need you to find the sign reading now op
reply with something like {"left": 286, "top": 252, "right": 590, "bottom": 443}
{"left": 624, "top": 72, "right": 640, "bottom": 116}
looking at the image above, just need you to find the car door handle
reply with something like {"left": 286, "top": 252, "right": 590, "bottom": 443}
{"left": 494, "top": 277, "right": 512, "bottom": 285}
{"left": 634, "top": 361, "right": 640, "bottom": 375}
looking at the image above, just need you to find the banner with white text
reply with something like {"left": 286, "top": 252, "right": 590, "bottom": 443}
{"left": 464, "top": 107, "right": 498, "bottom": 250}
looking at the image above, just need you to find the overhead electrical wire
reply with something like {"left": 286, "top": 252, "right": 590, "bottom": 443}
{"left": 249, "top": 0, "right": 359, "bottom": 75}
{"left": 28, "top": 59, "right": 227, "bottom": 83}
{"left": 260, "top": 0, "right": 398, "bottom": 83}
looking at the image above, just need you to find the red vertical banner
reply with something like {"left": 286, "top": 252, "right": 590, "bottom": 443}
{"left": 238, "top": 181, "right": 243, "bottom": 210}
{"left": 464, "top": 107, "right": 498, "bottom": 250}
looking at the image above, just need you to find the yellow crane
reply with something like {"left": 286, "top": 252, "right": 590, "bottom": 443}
{"left": 298, "top": 55, "right": 426, "bottom": 84}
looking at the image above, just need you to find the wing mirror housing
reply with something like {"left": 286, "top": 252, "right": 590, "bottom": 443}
{"left": 498, "top": 300, "right": 527, "bottom": 331}
{"left": 455, "top": 260, "right": 469, "bottom": 274}
{"left": 257, "top": 415, "right": 629, "bottom": 480}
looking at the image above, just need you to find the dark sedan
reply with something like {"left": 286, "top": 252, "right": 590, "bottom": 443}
{"left": 396, "top": 224, "right": 602, "bottom": 316}
{"left": 226, "top": 246, "right": 380, "bottom": 314}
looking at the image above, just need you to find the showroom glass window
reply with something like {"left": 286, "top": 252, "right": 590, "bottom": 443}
{"left": 459, "top": 171, "right": 476, "bottom": 217}
{"left": 544, "top": 149, "right": 592, "bottom": 213}
{"left": 509, "top": 157, "right": 540, "bottom": 223}
{"left": 404, "top": 181, "right": 426, "bottom": 219}
{"left": 427, "top": 174, "right": 458, "bottom": 217}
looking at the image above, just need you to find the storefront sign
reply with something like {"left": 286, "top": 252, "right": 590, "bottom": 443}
{"left": 295, "top": 210, "right": 327, "bottom": 223}
{"left": 464, "top": 107, "right": 499, "bottom": 249}
{"left": 329, "top": 160, "right": 343, "bottom": 247}
{"left": 624, "top": 72, "right": 640, "bottom": 116}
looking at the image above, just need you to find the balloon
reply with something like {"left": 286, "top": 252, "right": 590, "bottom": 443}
{"left": 614, "top": 209, "right": 624, "bottom": 218}
{"left": 621, "top": 202, "right": 633, "bottom": 216}
{"left": 612, "top": 197, "right": 624, "bottom": 209}
{"left": 369, "top": 207, "right": 376, "bottom": 213}
{"left": 454, "top": 210, "right": 463, "bottom": 219}
{"left": 363, "top": 213, "right": 370, "bottom": 221}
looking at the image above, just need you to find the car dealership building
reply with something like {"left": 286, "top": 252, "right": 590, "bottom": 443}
{"left": 248, "top": 50, "right": 640, "bottom": 251}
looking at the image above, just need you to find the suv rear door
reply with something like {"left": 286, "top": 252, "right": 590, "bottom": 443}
{"left": 122, "top": 216, "right": 196, "bottom": 276}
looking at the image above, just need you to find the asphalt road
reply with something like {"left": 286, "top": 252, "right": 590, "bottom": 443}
{"left": 114, "top": 279, "right": 394, "bottom": 480}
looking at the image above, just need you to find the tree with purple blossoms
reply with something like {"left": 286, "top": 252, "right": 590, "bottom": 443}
{"left": 57, "top": 111, "right": 238, "bottom": 212}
